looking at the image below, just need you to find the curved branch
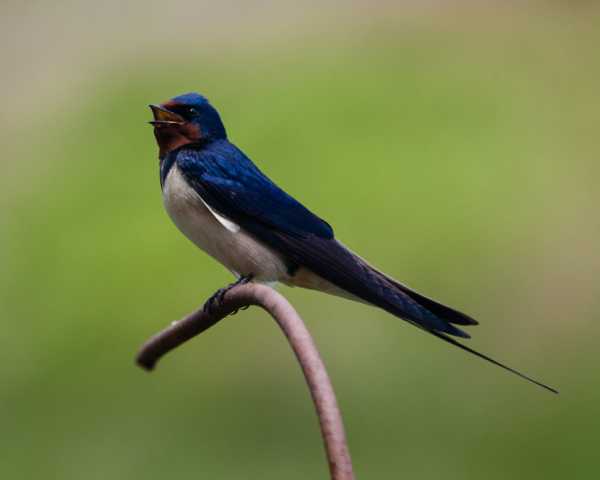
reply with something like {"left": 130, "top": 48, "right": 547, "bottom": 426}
{"left": 136, "top": 282, "right": 355, "bottom": 480}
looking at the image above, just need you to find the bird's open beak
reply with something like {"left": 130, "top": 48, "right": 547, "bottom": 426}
{"left": 149, "top": 104, "right": 185, "bottom": 126}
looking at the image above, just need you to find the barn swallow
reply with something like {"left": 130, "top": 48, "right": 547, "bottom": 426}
{"left": 149, "top": 92, "right": 556, "bottom": 393}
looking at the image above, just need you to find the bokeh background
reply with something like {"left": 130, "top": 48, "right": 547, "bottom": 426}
{"left": 2, "top": 1, "right": 599, "bottom": 479}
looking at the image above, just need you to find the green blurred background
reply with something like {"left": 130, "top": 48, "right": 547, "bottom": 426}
{"left": 2, "top": 2, "right": 599, "bottom": 478}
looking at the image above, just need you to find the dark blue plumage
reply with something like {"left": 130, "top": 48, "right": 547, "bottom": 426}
{"left": 176, "top": 142, "right": 334, "bottom": 239}
{"left": 149, "top": 92, "right": 557, "bottom": 393}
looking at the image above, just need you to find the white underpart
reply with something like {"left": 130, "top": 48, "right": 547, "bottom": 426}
{"left": 162, "top": 164, "right": 358, "bottom": 299}
{"left": 163, "top": 165, "right": 290, "bottom": 282}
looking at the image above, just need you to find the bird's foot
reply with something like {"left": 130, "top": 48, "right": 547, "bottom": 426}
{"left": 204, "top": 288, "right": 226, "bottom": 314}
{"left": 230, "top": 304, "right": 250, "bottom": 316}
{"left": 204, "top": 275, "right": 253, "bottom": 315}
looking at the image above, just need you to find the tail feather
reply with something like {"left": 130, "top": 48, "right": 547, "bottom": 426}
{"left": 349, "top": 253, "right": 558, "bottom": 393}
{"left": 357, "top": 266, "right": 476, "bottom": 328}
{"left": 391, "top": 281, "right": 478, "bottom": 326}
{"left": 430, "top": 330, "right": 558, "bottom": 394}
{"left": 371, "top": 279, "right": 472, "bottom": 339}
{"left": 351, "top": 254, "right": 475, "bottom": 336}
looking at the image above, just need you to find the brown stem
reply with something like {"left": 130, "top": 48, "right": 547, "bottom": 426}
{"left": 136, "top": 282, "right": 355, "bottom": 480}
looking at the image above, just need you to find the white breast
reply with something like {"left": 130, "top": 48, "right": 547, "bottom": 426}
{"left": 162, "top": 164, "right": 291, "bottom": 283}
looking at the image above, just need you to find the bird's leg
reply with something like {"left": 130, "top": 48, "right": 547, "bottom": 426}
{"left": 220, "top": 275, "right": 253, "bottom": 304}
{"left": 204, "top": 275, "right": 253, "bottom": 314}
{"left": 227, "top": 275, "right": 254, "bottom": 315}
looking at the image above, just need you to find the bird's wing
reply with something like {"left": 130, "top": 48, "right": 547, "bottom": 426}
{"left": 176, "top": 144, "right": 334, "bottom": 239}
{"left": 176, "top": 144, "right": 467, "bottom": 338}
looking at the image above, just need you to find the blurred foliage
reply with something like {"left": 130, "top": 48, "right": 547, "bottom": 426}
{"left": 2, "top": 4, "right": 600, "bottom": 479}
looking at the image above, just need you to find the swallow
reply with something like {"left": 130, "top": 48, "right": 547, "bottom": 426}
{"left": 149, "top": 92, "right": 556, "bottom": 393}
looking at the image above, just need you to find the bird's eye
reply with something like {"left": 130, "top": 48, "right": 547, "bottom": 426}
{"left": 188, "top": 107, "right": 198, "bottom": 115}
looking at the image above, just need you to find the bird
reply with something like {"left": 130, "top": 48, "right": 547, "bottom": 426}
{"left": 149, "top": 92, "right": 557, "bottom": 394}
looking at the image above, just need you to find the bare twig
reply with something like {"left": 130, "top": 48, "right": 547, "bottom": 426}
{"left": 136, "top": 282, "right": 355, "bottom": 480}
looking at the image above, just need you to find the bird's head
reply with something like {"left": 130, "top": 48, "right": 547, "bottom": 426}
{"left": 149, "top": 92, "right": 227, "bottom": 157}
